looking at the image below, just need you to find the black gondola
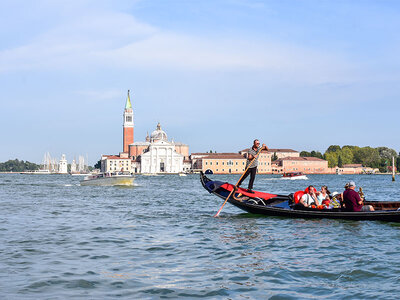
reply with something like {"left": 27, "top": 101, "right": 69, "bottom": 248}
{"left": 200, "top": 172, "right": 400, "bottom": 222}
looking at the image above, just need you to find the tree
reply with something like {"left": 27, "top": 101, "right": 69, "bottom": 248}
{"left": 324, "top": 152, "right": 338, "bottom": 168}
{"left": 272, "top": 152, "right": 278, "bottom": 161}
{"left": 0, "top": 159, "right": 40, "bottom": 172}
{"left": 338, "top": 155, "right": 343, "bottom": 168}
{"left": 326, "top": 145, "right": 341, "bottom": 153}
{"left": 94, "top": 160, "right": 101, "bottom": 169}
{"left": 340, "top": 147, "right": 354, "bottom": 165}
{"left": 300, "top": 151, "right": 311, "bottom": 157}
{"left": 353, "top": 147, "right": 380, "bottom": 168}
{"left": 310, "top": 151, "right": 323, "bottom": 159}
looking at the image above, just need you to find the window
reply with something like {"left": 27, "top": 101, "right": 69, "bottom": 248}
{"left": 216, "top": 162, "right": 218, "bottom": 165}
{"left": 222, "top": 162, "right": 224, "bottom": 165}
{"left": 205, "top": 162, "right": 208, "bottom": 165}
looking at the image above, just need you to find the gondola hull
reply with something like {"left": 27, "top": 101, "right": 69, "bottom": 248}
{"left": 200, "top": 172, "right": 400, "bottom": 222}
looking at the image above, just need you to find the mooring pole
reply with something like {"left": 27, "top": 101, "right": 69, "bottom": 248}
{"left": 392, "top": 156, "right": 396, "bottom": 182}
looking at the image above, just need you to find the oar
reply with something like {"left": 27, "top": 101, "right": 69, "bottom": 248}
{"left": 214, "top": 147, "right": 263, "bottom": 217}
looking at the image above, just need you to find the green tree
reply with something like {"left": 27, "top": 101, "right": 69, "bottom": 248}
{"left": 272, "top": 152, "right": 278, "bottom": 161}
{"left": 353, "top": 147, "right": 380, "bottom": 168}
{"left": 94, "top": 160, "right": 101, "bottom": 169}
{"left": 324, "top": 152, "right": 338, "bottom": 168}
{"left": 340, "top": 147, "right": 354, "bottom": 165}
{"left": 300, "top": 151, "right": 311, "bottom": 157}
{"left": 326, "top": 145, "right": 341, "bottom": 153}
{"left": 338, "top": 155, "right": 343, "bottom": 168}
{"left": 0, "top": 159, "right": 40, "bottom": 172}
{"left": 310, "top": 151, "right": 323, "bottom": 159}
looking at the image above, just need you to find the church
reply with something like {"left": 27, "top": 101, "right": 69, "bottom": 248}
{"left": 101, "top": 91, "right": 191, "bottom": 174}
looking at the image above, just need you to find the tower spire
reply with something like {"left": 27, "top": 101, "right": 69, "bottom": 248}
{"left": 125, "top": 90, "right": 132, "bottom": 109}
{"left": 123, "top": 89, "right": 134, "bottom": 153}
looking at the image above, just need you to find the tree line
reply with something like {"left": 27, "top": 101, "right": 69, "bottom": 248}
{"left": 0, "top": 159, "right": 40, "bottom": 172}
{"left": 300, "top": 146, "right": 400, "bottom": 172}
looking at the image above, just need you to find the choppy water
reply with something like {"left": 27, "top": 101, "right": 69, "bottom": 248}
{"left": 1, "top": 173, "right": 400, "bottom": 299}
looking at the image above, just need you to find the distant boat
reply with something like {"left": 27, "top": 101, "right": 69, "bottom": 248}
{"left": 20, "top": 169, "right": 52, "bottom": 175}
{"left": 178, "top": 173, "right": 187, "bottom": 177}
{"left": 281, "top": 172, "right": 308, "bottom": 180}
{"left": 80, "top": 172, "right": 134, "bottom": 186}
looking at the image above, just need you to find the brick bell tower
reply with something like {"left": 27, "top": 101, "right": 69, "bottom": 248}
{"left": 123, "top": 90, "right": 134, "bottom": 153}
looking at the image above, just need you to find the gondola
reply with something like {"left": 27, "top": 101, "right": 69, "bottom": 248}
{"left": 200, "top": 172, "right": 400, "bottom": 222}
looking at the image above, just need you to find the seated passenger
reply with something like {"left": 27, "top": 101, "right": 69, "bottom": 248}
{"left": 318, "top": 185, "right": 331, "bottom": 207}
{"left": 330, "top": 192, "right": 342, "bottom": 208}
{"left": 343, "top": 181, "right": 374, "bottom": 212}
{"left": 299, "top": 185, "right": 319, "bottom": 208}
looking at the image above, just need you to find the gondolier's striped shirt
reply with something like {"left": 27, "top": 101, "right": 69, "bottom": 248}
{"left": 246, "top": 147, "right": 261, "bottom": 168}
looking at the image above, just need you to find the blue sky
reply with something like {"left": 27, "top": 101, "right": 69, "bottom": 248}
{"left": 1, "top": 0, "right": 399, "bottom": 164}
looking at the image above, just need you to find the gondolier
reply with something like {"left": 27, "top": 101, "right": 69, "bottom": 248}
{"left": 237, "top": 139, "right": 268, "bottom": 193}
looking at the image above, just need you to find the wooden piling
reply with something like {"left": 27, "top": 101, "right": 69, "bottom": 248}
{"left": 393, "top": 156, "right": 396, "bottom": 182}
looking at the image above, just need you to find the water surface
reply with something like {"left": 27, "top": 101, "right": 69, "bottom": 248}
{"left": 0, "top": 173, "right": 399, "bottom": 299}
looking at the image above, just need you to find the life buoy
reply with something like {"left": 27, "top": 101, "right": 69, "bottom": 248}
{"left": 293, "top": 190, "right": 305, "bottom": 204}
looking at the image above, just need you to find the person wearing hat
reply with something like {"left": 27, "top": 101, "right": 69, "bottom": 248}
{"left": 330, "top": 192, "right": 342, "bottom": 208}
{"left": 342, "top": 181, "right": 374, "bottom": 212}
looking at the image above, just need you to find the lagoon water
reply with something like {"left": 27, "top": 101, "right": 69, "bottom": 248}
{"left": 1, "top": 173, "right": 400, "bottom": 299}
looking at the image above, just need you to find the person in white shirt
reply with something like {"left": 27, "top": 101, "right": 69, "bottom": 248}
{"left": 299, "top": 185, "right": 319, "bottom": 207}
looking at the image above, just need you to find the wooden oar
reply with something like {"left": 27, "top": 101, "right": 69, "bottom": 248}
{"left": 214, "top": 147, "right": 263, "bottom": 217}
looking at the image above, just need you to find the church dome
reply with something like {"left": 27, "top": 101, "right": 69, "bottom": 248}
{"left": 150, "top": 122, "right": 168, "bottom": 142}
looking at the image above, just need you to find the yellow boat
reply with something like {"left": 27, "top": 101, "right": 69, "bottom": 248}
{"left": 80, "top": 172, "right": 135, "bottom": 186}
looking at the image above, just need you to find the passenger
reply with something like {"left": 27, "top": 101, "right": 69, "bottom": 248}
{"left": 299, "top": 185, "right": 319, "bottom": 208}
{"left": 318, "top": 185, "right": 331, "bottom": 207}
{"left": 342, "top": 181, "right": 375, "bottom": 212}
{"left": 330, "top": 192, "right": 342, "bottom": 208}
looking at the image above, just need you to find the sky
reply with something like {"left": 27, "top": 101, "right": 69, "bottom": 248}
{"left": 1, "top": 0, "right": 399, "bottom": 165}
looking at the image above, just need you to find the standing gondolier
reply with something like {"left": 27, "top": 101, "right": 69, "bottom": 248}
{"left": 237, "top": 139, "right": 268, "bottom": 193}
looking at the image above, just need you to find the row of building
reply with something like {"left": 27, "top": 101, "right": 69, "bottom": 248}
{"left": 100, "top": 91, "right": 377, "bottom": 175}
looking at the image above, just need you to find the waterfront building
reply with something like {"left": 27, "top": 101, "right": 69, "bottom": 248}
{"left": 272, "top": 157, "right": 328, "bottom": 174}
{"left": 268, "top": 148, "right": 300, "bottom": 159}
{"left": 101, "top": 92, "right": 190, "bottom": 174}
{"left": 336, "top": 164, "right": 377, "bottom": 174}
{"left": 192, "top": 153, "right": 246, "bottom": 174}
{"left": 238, "top": 149, "right": 272, "bottom": 174}
{"left": 59, "top": 154, "right": 68, "bottom": 174}
{"left": 101, "top": 155, "right": 133, "bottom": 173}
{"left": 130, "top": 123, "right": 189, "bottom": 173}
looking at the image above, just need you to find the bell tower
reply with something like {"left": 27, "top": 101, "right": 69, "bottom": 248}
{"left": 123, "top": 90, "right": 134, "bottom": 153}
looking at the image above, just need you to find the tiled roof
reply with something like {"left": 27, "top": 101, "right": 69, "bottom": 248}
{"left": 102, "top": 155, "right": 132, "bottom": 160}
{"left": 280, "top": 156, "right": 326, "bottom": 162}
{"left": 268, "top": 148, "right": 298, "bottom": 153}
{"left": 203, "top": 153, "right": 244, "bottom": 159}
{"left": 240, "top": 148, "right": 297, "bottom": 153}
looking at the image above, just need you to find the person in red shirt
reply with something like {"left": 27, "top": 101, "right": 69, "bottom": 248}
{"left": 342, "top": 181, "right": 374, "bottom": 212}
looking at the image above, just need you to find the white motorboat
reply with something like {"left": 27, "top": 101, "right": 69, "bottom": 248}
{"left": 281, "top": 172, "right": 308, "bottom": 180}
{"left": 80, "top": 172, "right": 135, "bottom": 186}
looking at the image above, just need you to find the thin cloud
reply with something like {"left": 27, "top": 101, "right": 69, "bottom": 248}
{"left": 0, "top": 5, "right": 360, "bottom": 86}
